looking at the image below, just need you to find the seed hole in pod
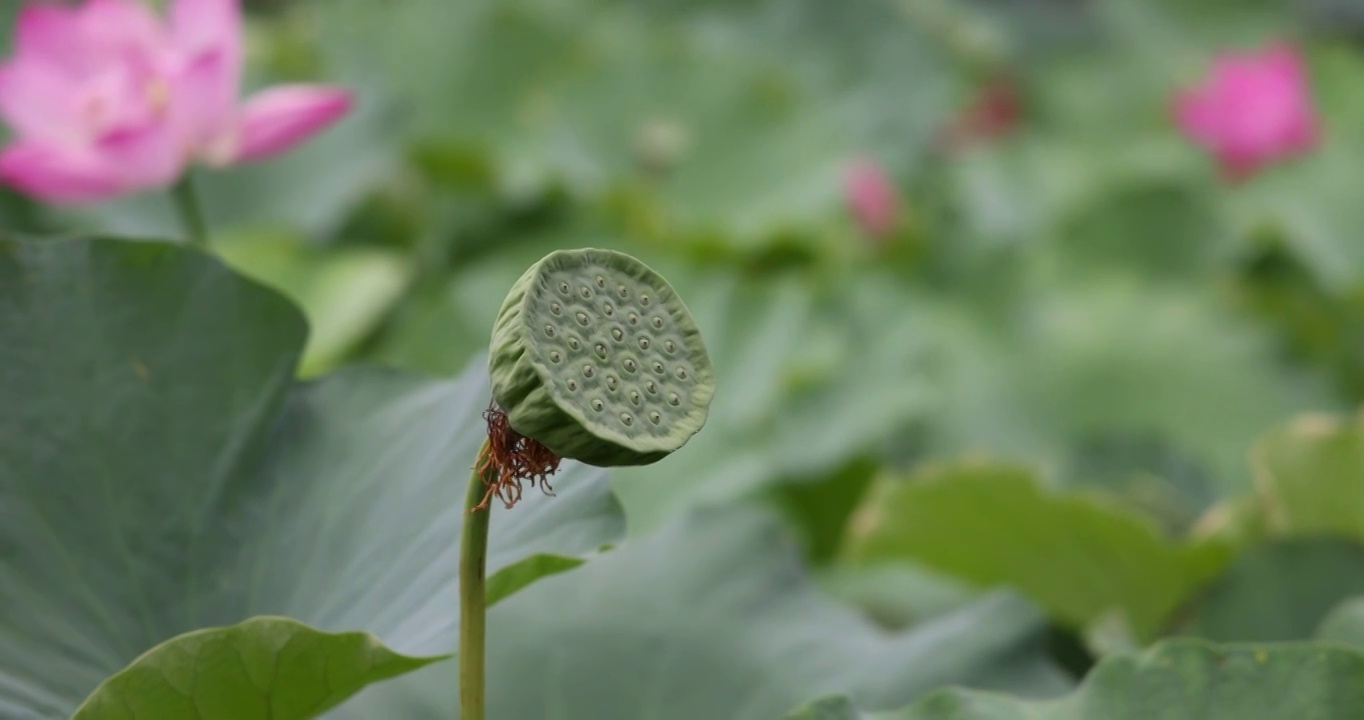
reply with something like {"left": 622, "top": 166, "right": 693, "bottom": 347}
{"left": 638, "top": 337, "right": 651, "bottom": 350}
{"left": 606, "top": 375, "right": 619, "bottom": 390}
{"left": 603, "top": 302, "right": 614, "bottom": 316}
{"left": 566, "top": 379, "right": 579, "bottom": 391}
{"left": 549, "top": 351, "right": 562, "bottom": 363}
{"left": 628, "top": 313, "right": 639, "bottom": 325}
{"left": 558, "top": 281, "right": 571, "bottom": 295}
{"left": 652, "top": 361, "right": 665, "bottom": 374}
{"left": 617, "top": 285, "right": 629, "bottom": 299}
{"left": 629, "top": 390, "right": 641, "bottom": 405}
{"left": 592, "top": 398, "right": 604, "bottom": 412}
{"left": 651, "top": 316, "right": 664, "bottom": 329}
{"left": 663, "top": 340, "right": 676, "bottom": 353}
{"left": 675, "top": 367, "right": 688, "bottom": 380}
{"left": 623, "top": 358, "right": 638, "bottom": 373}
{"left": 611, "top": 327, "right": 625, "bottom": 342}
{"left": 594, "top": 343, "right": 608, "bottom": 359}
{"left": 576, "top": 312, "right": 590, "bottom": 326}
{"left": 544, "top": 325, "right": 557, "bottom": 337}
{"left": 649, "top": 411, "right": 661, "bottom": 424}
{"left": 645, "top": 381, "right": 657, "bottom": 394}
{"left": 620, "top": 412, "right": 634, "bottom": 426}
{"left": 668, "top": 393, "right": 681, "bottom": 406}
{"left": 583, "top": 364, "right": 596, "bottom": 378}
{"left": 580, "top": 286, "right": 594, "bottom": 299}
{"left": 596, "top": 275, "right": 607, "bottom": 289}
{"left": 640, "top": 294, "right": 651, "bottom": 306}
{"left": 550, "top": 302, "right": 562, "bottom": 315}
{"left": 567, "top": 337, "right": 581, "bottom": 350}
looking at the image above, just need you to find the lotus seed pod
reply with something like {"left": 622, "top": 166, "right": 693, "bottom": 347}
{"left": 488, "top": 248, "right": 714, "bottom": 466}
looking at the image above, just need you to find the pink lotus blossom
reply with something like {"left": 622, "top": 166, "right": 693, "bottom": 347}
{"left": 844, "top": 158, "right": 899, "bottom": 239}
{"left": 1174, "top": 42, "right": 1320, "bottom": 181}
{"left": 0, "top": 0, "right": 353, "bottom": 203}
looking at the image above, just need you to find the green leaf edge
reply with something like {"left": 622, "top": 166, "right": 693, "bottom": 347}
{"left": 71, "top": 616, "right": 449, "bottom": 720}
{"left": 786, "top": 638, "right": 1364, "bottom": 719}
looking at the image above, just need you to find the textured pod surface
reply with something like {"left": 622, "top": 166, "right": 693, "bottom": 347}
{"left": 489, "top": 248, "right": 714, "bottom": 466}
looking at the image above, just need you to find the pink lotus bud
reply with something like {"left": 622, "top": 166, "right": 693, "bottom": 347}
{"left": 0, "top": 0, "right": 354, "bottom": 204}
{"left": 1174, "top": 42, "right": 1320, "bottom": 181}
{"left": 844, "top": 159, "right": 899, "bottom": 239}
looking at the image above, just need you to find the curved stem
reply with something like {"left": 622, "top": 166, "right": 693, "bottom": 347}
{"left": 170, "top": 173, "right": 209, "bottom": 248}
{"left": 460, "top": 440, "right": 494, "bottom": 720}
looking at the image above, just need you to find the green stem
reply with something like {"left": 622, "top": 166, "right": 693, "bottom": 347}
{"left": 170, "top": 173, "right": 209, "bottom": 248}
{"left": 460, "top": 440, "right": 494, "bottom": 720}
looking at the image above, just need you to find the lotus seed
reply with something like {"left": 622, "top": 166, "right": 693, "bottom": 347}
{"left": 549, "top": 351, "right": 562, "bottom": 363}
{"left": 545, "top": 325, "right": 556, "bottom": 337}
{"left": 649, "top": 411, "right": 661, "bottom": 424}
{"left": 583, "top": 365, "right": 596, "bottom": 378}
{"left": 675, "top": 367, "right": 688, "bottom": 379}
{"left": 628, "top": 313, "right": 639, "bottom": 325}
{"left": 603, "top": 302, "right": 614, "bottom": 316}
{"left": 638, "top": 337, "right": 651, "bottom": 350}
{"left": 629, "top": 390, "right": 641, "bottom": 405}
{"left": 620, "top": 413, "right": 634, "bottom": 426}
{"left": 568, "top": 337, "right": 581, "bottom": 350}
{"left": 646, "top": 381, "right": 657, "bottom": 394}
{"left": 651, "top": 316, "right": 664, "bottom": 329}
{"left": 595, "top": 343, "right": 608, "bottom": 359}
{"left": 623, "top": 358, "right": 637, "bottom": 373}
{"left": 607, "top": 375, "right": 619, "bottom": 390}
{"left": 576, "top": 312, "right": 590, "bottom": 326}
{"left": 550, "top": 302, "right": 562, "bottom": 315}
{"left": 652, "top": 361, "right": 665, "bottom": 374}
{"left": 592, "top": 399, "right": 604, "bottom": 411}
{"left": 664, "top": 340, "right": 676, "bottom": 353}
{"left": 617, "top": 285, "right": 628, "bottom": 298}
{"left": 580, "top": 286, "right": 593, "bottom": 299}
{"left": 668, "top": 393, "right": 681, "bottom": 405}
{"left": 641, "top": 294, "right": 652, "bottom": 306}
{"left": 596, "top": 275, "right": 607, "bottom": 288}
{"left": 611, "top": 327, "right": 624, "bottom": 342}
{"left": 558, "top": 281, "right": 571, "bottom": 295}
{"left": 567, "top": 379, "right": 579, "bottom": 391}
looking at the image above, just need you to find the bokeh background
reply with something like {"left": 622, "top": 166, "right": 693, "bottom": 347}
{"left": 9, "top": 0, "right": 1364, "bottom": 714}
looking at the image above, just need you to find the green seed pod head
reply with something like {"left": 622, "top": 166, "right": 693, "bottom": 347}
{"left": 488, "top": 248, "right": 715, "bottom": 467}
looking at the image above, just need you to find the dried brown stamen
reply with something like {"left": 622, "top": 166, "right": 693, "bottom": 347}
{"left": 473, "top": 402, "right": 562, "bottom": 511}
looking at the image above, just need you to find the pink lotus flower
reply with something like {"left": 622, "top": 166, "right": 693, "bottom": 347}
{"left": 844, "top": 158, "right": 899, "bottom": 239}
{"left": 0, "top": 0, "right": 353, "bottom": 203}
{"left": 1174, "top": 42, "right": 1320, "bottom": 181}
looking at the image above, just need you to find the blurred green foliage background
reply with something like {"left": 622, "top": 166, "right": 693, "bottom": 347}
{"left": 10, "top": 0, "right": 1364, "bottom": 714}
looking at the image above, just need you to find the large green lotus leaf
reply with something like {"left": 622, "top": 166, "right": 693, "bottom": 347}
{"left": 0, "top": 237, "right": 623, "bottom": 718}
{"left": 1251, "top": 412, "right": 1364, "bottom": 539}
{"left": 1173, "top": 539, "right": 1364, "bottom": 643}
{"left": 71, "top": 618, "right": 444, "bottom": 720}
{"left": 786, "top": 639, "right": 1364, "bottom": 720}
{"left": 338, "top": 507, "right": 1073, "bottom": 719}
{"left": 842, "top": 462, "right": 1232, "bottom": 639}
